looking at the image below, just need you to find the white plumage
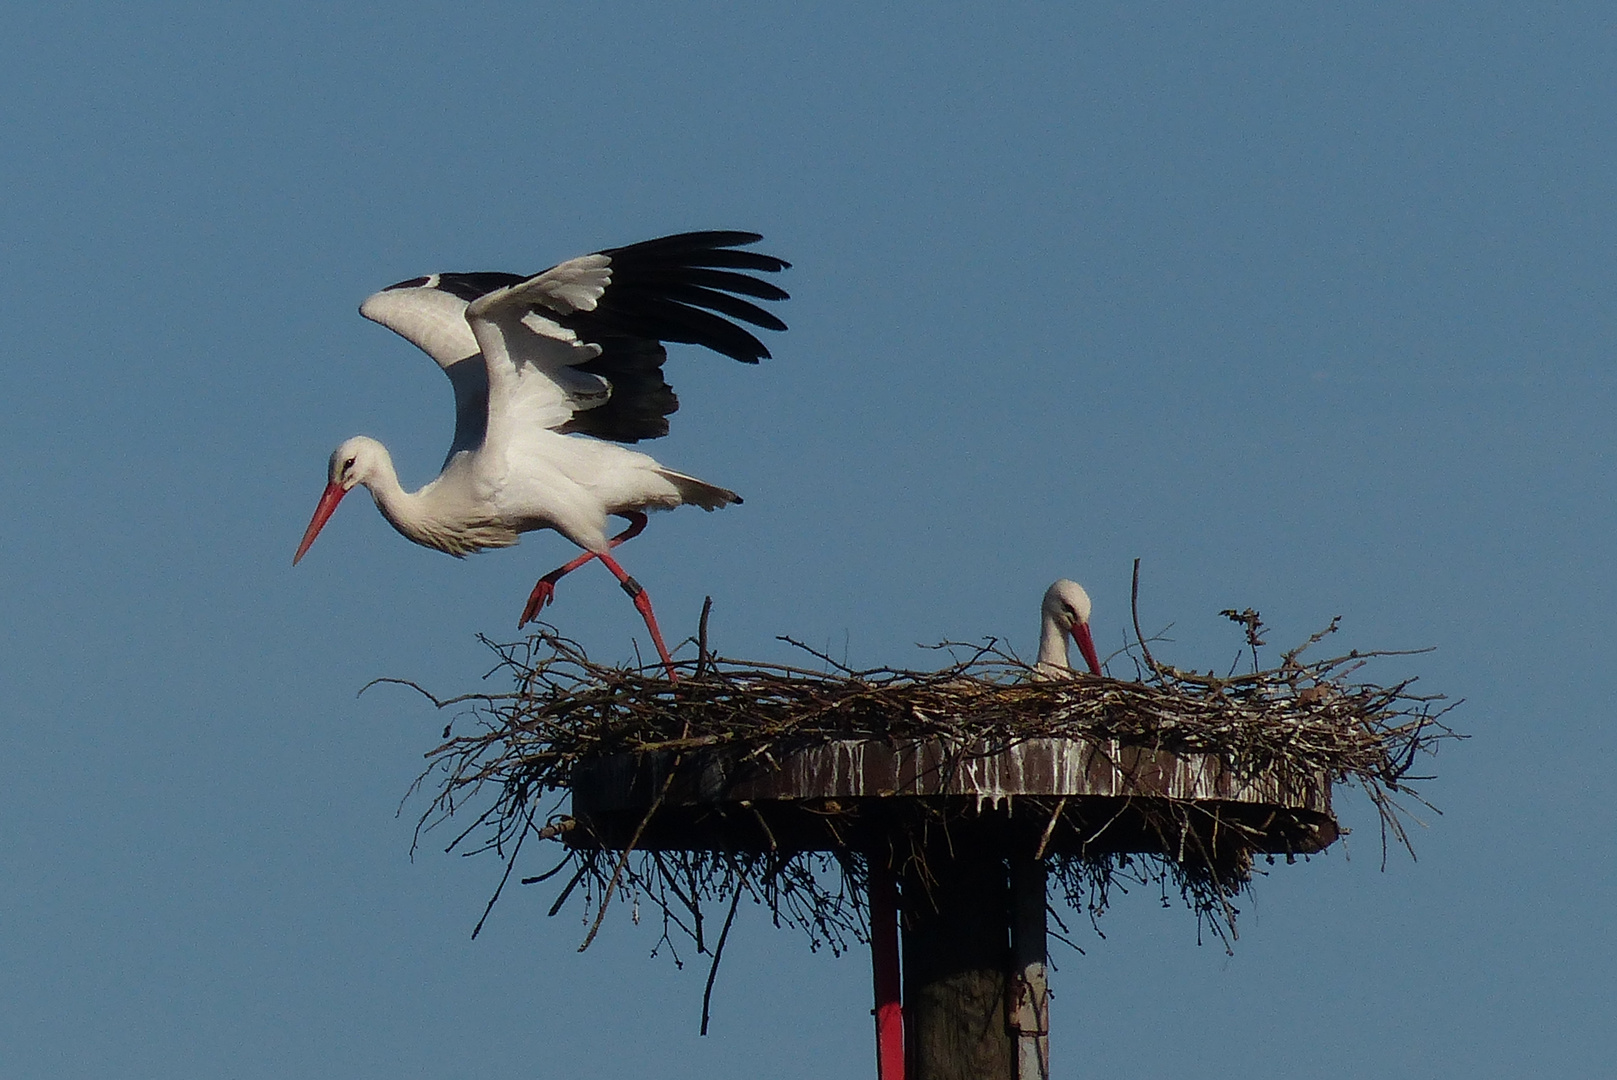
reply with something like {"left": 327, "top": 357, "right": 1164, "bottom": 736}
{"left": 1035, "top": 579, "right": 1103, "bottom": 677}
{"left": 294, "top": 231, "right": 790, "bottom": 679}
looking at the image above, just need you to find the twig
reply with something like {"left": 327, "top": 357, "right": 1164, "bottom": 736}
{"left": 470, "top": 802, "right": 537, "bottom": 939}
{"left": 1131, "top": 559, "right": 1165, "bottom": 678}
{"left": 699, "top": 881, "right": 744, "bottom": 1035}
{"left": 697, "top": 596, "right": 714, "bottom": 679}
{"left": 1034, "top": 796, "right": 1067, "bottom": 861}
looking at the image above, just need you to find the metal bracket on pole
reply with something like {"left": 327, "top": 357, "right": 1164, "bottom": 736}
{"left": 870, "top": 860, "right": 906, "bottom": 1080}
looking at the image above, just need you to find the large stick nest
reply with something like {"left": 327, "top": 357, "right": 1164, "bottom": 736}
{"left": 389, "top": 573, "right": 1458, "bottom": 1021}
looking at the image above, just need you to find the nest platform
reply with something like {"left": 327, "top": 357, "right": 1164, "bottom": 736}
{"left": 401, "top": 600, "right": 1455, "bottom": 961}
{"left": 569, "top": 735, "right": 1337, "bottom": 860}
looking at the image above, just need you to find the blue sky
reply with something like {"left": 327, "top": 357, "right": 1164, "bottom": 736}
{"left": 2, "top": 3, "right": 1613, "bottom": 1077}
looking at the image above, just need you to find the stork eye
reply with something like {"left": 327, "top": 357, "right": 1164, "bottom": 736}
{"left": 343, "top": 457, "right": 357, "bottom": 472}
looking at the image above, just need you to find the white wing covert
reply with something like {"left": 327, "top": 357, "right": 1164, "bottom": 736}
{"left": 465, "top": 254, "right": 624, "bottom": 444}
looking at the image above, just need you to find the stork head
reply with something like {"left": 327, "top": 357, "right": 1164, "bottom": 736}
{"left": 1041, "top": 579, "right": 1102, "bottom": 675}
{"left": 293, "top": 436, "right": 386, "bottom": 565}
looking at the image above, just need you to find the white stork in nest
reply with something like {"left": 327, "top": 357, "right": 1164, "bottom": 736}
{"left": 293, "top": 231, "right": 790, "bottom": 680}
{"left": 1036, "top": 579, "right": 1103, "bottom": 677}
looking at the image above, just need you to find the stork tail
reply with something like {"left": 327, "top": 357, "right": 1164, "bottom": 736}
{"left": 658, "top": 470, "right": 741, "bottom": 511}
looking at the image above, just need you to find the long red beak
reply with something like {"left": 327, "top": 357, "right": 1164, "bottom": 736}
{"left": 293, "top": 481, "right": 348, "bottom": 565}
{"left": 1073, "top": 621, "right": 1102, "bottom": 676}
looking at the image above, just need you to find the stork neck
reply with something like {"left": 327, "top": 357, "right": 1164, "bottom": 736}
{"left": 1036, "top": 613, "right": 1070, "bottom": 672}
{"left": 352, "top": 444, "right": 512, "bottom": 556}
{"left": 357, "top": 447, "right": 422, "bottom": 538}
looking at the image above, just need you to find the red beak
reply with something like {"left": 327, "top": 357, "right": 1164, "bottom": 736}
{"left": 293, "top": 481, "right": 348, "bottom": 565}
{"left": 1073, "top": 621, "right": 1102, "bottom": 676}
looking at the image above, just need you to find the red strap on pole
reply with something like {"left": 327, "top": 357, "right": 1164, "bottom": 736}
{"left": 869, "top": 861, "right": 905, "bottom": 1080}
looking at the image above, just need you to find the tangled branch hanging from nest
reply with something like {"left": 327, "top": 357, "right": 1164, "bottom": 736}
{"left": 386, "top": 569, "right": 1460, "bottom": 995}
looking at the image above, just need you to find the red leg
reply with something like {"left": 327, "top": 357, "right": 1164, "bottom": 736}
{"left": 518, "top": 513, "right": 648, "bottom": 627}
{"left": 595, "top": 551, "right": 678, "bottom": 682}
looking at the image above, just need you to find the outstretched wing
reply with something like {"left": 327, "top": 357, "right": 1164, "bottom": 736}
{"left": 466, "top": 231, "right": 790, "bottom": 448}
{"left": 359, "top": 231, "right": 789, "bottom": 465}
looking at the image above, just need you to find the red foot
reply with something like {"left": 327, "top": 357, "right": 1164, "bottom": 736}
{"left": 518, "top": 577, "right": 561, "bottom": 627}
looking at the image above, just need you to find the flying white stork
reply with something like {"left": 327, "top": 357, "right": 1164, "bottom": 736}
{"left": 1036, "top": 579, "right": 1103, "bottom": 677}
{"left": 293, "top": 231, "right": 790, "bottom": 680}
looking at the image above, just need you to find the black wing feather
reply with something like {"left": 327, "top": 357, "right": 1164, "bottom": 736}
{"left": 554, "top": 231, "right": 790, "bottom": 368}
{"left": 603, "top": 232, "right": 792, "bottom": 275}
{"left": 572, "top": 292, "right": 773, "bottom": 364}
{"left": 555, "top": 338, "right": 678, "bottom": 442}
{"left": 602, "top": 230, "right": 764, "bottom": 255}
{"left": 655, "top": 247, "right": 791, "bottom": 273}
{"left": 614, "top": 281, "right": 787, "bottom": 332}
{"left": 635, "top": 266, "right": 790, "bottom": 302}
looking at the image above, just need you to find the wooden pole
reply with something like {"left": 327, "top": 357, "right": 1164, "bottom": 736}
{"left": 1008, "top": 857, "right": 1051, "bottom": 1080}
{"left": 570, "top": 738, "right": 1341, "bottom": 1075}
{"left": 869, "top": 861, "right": 906, "bottom": 1080}
{"left": 900, "top": 844, "right": 1014, "bottom": 1080}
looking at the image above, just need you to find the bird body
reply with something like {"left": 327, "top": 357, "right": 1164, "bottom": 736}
{"left": 1036, "top": 579, "right": 1102, "bottom": 677}
{"left": 295, "top": 231, "right": 789, "bottom": 678}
